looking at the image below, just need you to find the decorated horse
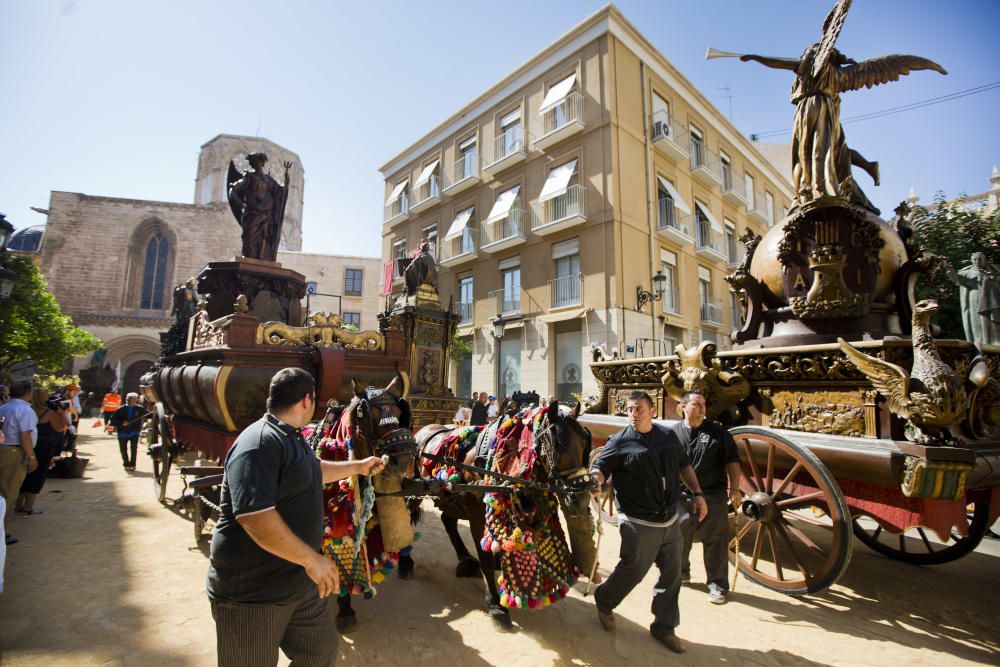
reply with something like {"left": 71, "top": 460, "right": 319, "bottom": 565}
{"left": 309, "top": 374, "right": 420, "bottom": 633}
{"left": 413, "top": 401, "right": 597, "bottom": 627}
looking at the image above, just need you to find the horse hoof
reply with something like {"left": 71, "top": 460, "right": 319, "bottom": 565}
{"left": 455, "top": 556, "right": 480, "bottom": 578}
{"left": 488, "top": 606, "right": 513, "bottom": 630}
{"left": 398, "top": 555, "right": 416, "bottom": 580}
{"left": 335, "top": 613, "right": 359, "bottom": 634}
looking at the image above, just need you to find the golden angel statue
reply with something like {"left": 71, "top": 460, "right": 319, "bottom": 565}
{"left": 733, "top": 0, "right": 945, "bottom": 213}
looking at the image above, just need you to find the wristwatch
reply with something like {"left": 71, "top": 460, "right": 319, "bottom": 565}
{"left": 692, "top": 491, "right": 704, "bottom": 497}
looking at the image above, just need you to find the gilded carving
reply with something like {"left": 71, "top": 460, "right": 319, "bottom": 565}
{"left": 788, "top": 245, "right": 870, "bottom": 319}
{"left": 256, "top": 312, "right": 384, "bottom": 351}
{"left": 900, "top": 456, "right": 973, "bottom": 501}
{"left": 767, "top": 390, "right": 865, "bottom": 437}
{"left": 190, "top": 311, "right": 227, "bottom": 349}
{"left": 661, "top": 342, "right": 749, "bottom": 420}
{"left": 719, "top": 350, "right": 864, "bottom": 383}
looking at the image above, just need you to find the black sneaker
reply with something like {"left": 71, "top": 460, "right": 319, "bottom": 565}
{"left": 5, "top": 534, "right": 18, "bottom": 546}
{"left": 650, "top": 629, "right": 685, "bottom": 653}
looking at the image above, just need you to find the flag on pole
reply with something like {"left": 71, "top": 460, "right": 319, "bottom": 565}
{"left": 112, "top": 360, "right": 122, "bottom": 391}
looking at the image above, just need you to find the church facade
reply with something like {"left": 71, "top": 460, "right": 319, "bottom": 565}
{"left": 31, "top": 134, "right": 380, "bottom": 394}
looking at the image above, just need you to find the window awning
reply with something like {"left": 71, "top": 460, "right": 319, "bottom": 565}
{"left": 656, "top": 176, "right": 691, "bottom": 215}
{"left": 539, "top": 73, "right": 577, "bottom": 113}
{"left": 536, "top": 307, "right": 591, "bottom": 324}
{"left": 552, "top": 237, "right": 579, "bottom": 259}
{"left": 444, "top": 207, "right": 474, "bottom": 240}
{"left": 486, "top": 186, "right": 521, "bottom": 223}
{"left": 696, "top": 202, "right": 724, "bottom": 233}
{"left": 539, "top": 160, "right": 578, "bottom": 202}
{"left": 414, "top": 160, "right": 439, "bottom": 187}
{"left": 385, "top": 179, "right": 408, "bottom": 205}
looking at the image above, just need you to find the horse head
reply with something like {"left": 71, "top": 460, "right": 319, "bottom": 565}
{"left": 532, "top": 401, "right": 593, "bottom": 517}
{"left": 346, "top": 373, "right": 417, "bottom": 476}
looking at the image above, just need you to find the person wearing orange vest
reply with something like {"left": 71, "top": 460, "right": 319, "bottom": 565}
{"left": 101, "top": 390, "right": 122, "bottom": 426}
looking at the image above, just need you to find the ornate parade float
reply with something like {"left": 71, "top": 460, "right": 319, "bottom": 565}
{"left": 580, "top": 0, "right": 1000, "bottom": 594}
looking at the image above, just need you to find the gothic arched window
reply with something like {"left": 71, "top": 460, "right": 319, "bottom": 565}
{"left": 140, "top": 233, "right": 170, "bottom": 309}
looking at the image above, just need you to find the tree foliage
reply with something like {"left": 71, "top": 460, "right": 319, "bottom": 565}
{"left": 911, "top": 194, "right": 1000, "bottom": 340}
{"left": 450, "top": 331, "right": 472, "bottom": 363}
{"left": 0, "top": 255, "right": 102, "bottom": 381}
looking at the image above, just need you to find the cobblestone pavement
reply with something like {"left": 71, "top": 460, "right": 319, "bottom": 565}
{"left": 1, "top": 422, "right": 998, "bottom": 666}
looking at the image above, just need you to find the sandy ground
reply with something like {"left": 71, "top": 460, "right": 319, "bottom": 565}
{"left": 1, "top": 421, "right": 998, "bottom": 666}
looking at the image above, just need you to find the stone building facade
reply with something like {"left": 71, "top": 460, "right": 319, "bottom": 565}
{"left": 30, "top": 134, "right": 378, "bottom": 394}
{"left": 378, "top": 6, "right": 794, "bottom": 402}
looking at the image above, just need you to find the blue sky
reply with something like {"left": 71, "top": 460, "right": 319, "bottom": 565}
{"left": 1, "top": 1, "right": 997, "bottom": 258}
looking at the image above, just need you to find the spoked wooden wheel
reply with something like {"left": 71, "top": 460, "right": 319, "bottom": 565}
{"left": 150, "top": 405, "right": 173, "bottom": 504}
{"left": 728, "top": 427, "right": 853, "bottom": 595}
{"left": 852, "top": 502, "right": 990, "bottom": 565}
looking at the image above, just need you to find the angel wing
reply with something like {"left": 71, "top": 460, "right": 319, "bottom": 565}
{"left": 838, "top": 54, "right": 946, "bottom": 92}
{"left": 837, "top": 337, "right": 912, "bottom": 415}
{"left": 226, "top": 160, "right": 243, "bottom": 223}
{"left": 812, "top": 0, "right": 852, "bottom": 77}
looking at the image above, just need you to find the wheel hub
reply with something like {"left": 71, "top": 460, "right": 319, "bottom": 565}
{"left": 741, "top": 491, "right": 777, "bottom": 523}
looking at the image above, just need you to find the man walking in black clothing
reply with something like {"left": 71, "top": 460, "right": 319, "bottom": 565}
{"left": 589, "top": 390, "right": 707, "bottom": 654}
{"left": 110, "top": 392, "right": 146, "bottom": 471}
{"left": 673, "top": 390, "right": 743, "bottom": 604}
{"left": 469, "top": 391, "right": 489, "bottom": 426}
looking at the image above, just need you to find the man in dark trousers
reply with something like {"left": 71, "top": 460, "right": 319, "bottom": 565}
{"left": 589, "top": 390, "right": 708, "bottom": 654}
{"left": 207, "top": 368, "right": 384, "bottom": 666}
{"left": 673, "top": 390, "right": 743, "bottom": 605}
{"left": 110, "top": 392, "right": 146, "bottom": 471}
{"left": 469, "top": 391, "right": 489, "bottom": 426}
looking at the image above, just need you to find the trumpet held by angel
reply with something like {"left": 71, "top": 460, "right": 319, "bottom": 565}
{"left": 709, "top": 0, "right": 946, "bottom": 213}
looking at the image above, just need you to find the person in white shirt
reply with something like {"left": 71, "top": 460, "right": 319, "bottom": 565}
{"left": 0, "top": 380, "right": 39, "bottom": 546}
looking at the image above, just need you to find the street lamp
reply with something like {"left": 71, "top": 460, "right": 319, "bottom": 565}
{"left": 635, "top": 270, "right": 667, "bottom": 311}
{"left": 0, "top": 214, "right": 13, "bottom": 250}
{"left": 492, "top": 315, "right": 505, "bottom": 397}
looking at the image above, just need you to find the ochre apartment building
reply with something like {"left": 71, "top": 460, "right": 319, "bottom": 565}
{"left": 379, "top": 5, "right": 792, "bottom": 402}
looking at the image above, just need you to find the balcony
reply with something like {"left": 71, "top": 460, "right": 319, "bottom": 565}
{"left": 410, "top": 174, "right": 442, "bottom": 214}
{"left": 721, "top": 171, "right": 747, "bottom": 207}
{"left": 690, "top": 144, "right": 723, "bottom": 188}
{"left": 481, "top": 208, "right": 527, "bottom": 254}
{"left": 383, "top": 194, "right": 410, "bottom": 228}
{"left": 661, "top": 285, "right": 681, "bottom": 316}
{"left": 483, "top": 127, "right": 527, "bottom": 175}
{"left": 438, "top": 229, "right": 479, "bottom": 268}
{"left": 747, "top": 191, "right": 770, "bottom": 225}
{"left": 457, "top": 301, "right": 474, "bottom": 326}
{"left": 490, "top": 286, "right": 521, "bottom": 316}
{"left": 532, "top": 184, "right": 586, "bottom": 236}
{"left": 700, "top": 299, "right": 725, "bottom": 326}
{"left": 696, "top": 227, "right": 729, "bottom": 264}
{"left": 656, "top": 197, "right": 693, "bottom": 246}
{"left": 651, "top": 112, "right": 689, "bottom": 162}
{"left": 534, "top": 92, "right": 585, "bottom": 151}
{"left": 549, "top": 272, "right": 582, "bottom": 309}
{"left": 442, "top": 154, "right": 480, "bottom": 196}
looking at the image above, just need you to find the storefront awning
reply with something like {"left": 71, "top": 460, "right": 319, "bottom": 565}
{"left": 656, "top": 176, "right": 691, "bottom": 215}
{"left": 414, "top": 160, "right": 439, "bottom": 187}
{"left": 536, "top": 307, "right": 591, "bottom": 324}
{"left": 385, "top": 179, "right": 408, "bottom": 205}
{"left": 539, "top": 160, "right": 578, "bottom": 202}
{"left": 444, "top": 207, "right": 474, "bottom": 240}
{"left": 539, "top": 73, "right": 577, "bottom": 113}
{"left": 486, "top": 186, "right": 521, "bottom": 223}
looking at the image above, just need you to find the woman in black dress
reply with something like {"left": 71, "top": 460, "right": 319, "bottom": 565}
{"left": 15, "top": 388, "right": 68, "bottom": 515}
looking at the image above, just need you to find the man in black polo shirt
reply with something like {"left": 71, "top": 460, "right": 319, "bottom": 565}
{"left": 207, "top": 368, "right": 384, "bottom": 666}
{"left": 674, "top": 390, "right": 743, "bottom": 605}
{"left": 589, "top": 390, "right": 707, "bottom": 654}
{"left": 469, "top": 391, "right": 489, "bottom": 426}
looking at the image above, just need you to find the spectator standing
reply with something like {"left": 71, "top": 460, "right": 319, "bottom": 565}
{"left": 454, "top": 401, "right": 472, "bottom": 426}
{"left": 110, "top": 393, "right": 145, "bottom": 471}
{"left": 486, "top": 395, "right": 500, "bottom": 420}
{"left": 101, "top": 389, "right": 121, "bottom": 426}
{"left": 673, "top": 390, "right": 743, "bottom": 604}
{"left": 0, "top": 380, "right": 39, "bottom": 546}
{"left": 469, "top": 392, "right": 489, "bottom": 426}
{"left": 64, "top": 384, "right": 81, "bottom": 454}
{"left": 15, "top": 388, "right": 69, "bottom": 516}
{"left": 0, "top": 385, "right": 8, "bottom": 405}
{"left": 588, "top": 390, "right": 708, "bottom": 654}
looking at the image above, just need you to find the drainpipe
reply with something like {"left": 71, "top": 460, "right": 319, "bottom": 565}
{"left": 639, "top": 60, "right": 657, "bottom": 355}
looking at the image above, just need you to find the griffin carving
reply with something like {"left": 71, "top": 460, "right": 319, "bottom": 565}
{"left": 837, "top": 300, "right": 978, "bottom": 443}
{"left": 661, "top": 341, "right": 749, "bottom": 420}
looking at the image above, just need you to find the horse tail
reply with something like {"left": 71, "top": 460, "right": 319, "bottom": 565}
{"left": 406, "top": 496, "right": 423, "bottom": 527}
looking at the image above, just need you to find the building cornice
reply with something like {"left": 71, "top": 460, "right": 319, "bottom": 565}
{"left": 378, "top": 3, "right": 793, "bottom": 200}
{"left": 72, "top": 312, "right": 173, "bottom": 327}
{"left": 51, "top": 191, "right": 229, "bottom": 212}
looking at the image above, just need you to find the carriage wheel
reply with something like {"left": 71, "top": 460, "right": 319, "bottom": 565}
{"left": 727, "top": 427, "right": 853, "bottom": 595}
{"left": 851, "top": 501, "right": 990, "bottom": 565}
{"left": 151, "top": 408, "right": 172, "bottom": 503}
